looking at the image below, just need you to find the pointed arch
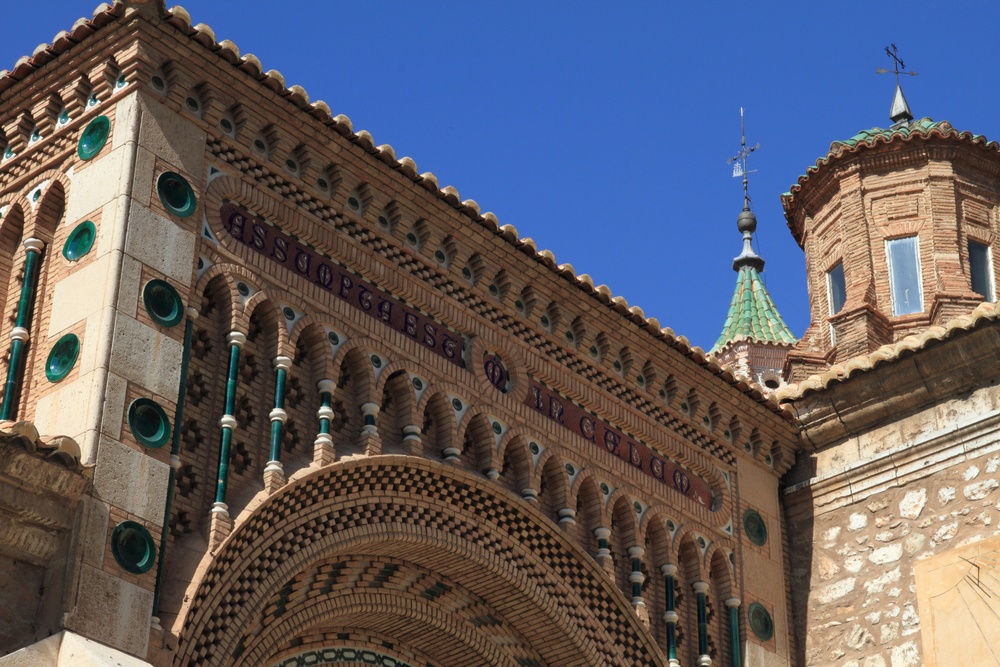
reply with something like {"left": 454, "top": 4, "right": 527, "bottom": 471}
{"left": 458, "top": 410, "right": 495, "bottom": 476}
{"left": 497, "top": 435, "right": 532, "bottom": 498}
{"left": 573, "top": 474, "right": 605, "bottom": 562}
{"left": 420, "top": 390, "right": 457, "bottom": 462}
{"left": 536, "top": 451, "right": 569, "bottom": 526}
{"left": 376, "top": 369, "right": 413, "bottom": 455}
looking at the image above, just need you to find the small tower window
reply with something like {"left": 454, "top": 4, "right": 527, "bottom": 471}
{"left": 827, "top": 263, "right": 846, "bottom": 315}
{"left": 969, "top": 240, "right": 995, "bottom": 302}
{"left": 826, "top": 262, "right": 846, "bottom": 345}
{"left": 886, "top": 236, "right": 923, "bottom": 316}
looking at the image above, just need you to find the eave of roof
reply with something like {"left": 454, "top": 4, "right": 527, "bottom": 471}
{"left": 775, "top": 300, "right": 1000, "bottom": 402}
{"left": 0, "top": 0, "right": 794, "bottom": 419}
{"left": 781, "top": 118, "right": 1000, "bottom": 246}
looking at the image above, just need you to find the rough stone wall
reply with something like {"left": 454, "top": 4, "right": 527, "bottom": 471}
{"left": 787, "top": 400, "right": 1000, "bottom": 666}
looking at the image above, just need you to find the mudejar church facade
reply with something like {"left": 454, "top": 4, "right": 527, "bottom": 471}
{"left": 3, "top": 3, "right": 1000, "bottom": 667}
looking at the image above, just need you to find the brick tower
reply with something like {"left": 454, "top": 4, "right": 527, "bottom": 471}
{"left": 782, "top": 80, "right": 999, "bottom": 381}
{"left": 711, "top": 115, "right": 796, "bottom": 392}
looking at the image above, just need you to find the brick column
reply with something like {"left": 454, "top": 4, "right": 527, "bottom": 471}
{"left": 557, "top": 507, "right": 576, "bottom": 530}
{"left": 401, "top": 424, "right": 421, "bottom": 453}
{"left": 359, "top": 401, "right": 381, "bottom": 455}
{"left": 594, "top": 526, "right": 614, "bottom": 579}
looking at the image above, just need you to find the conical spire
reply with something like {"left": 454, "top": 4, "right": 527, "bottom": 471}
{"left": 712, "top": 110, "right": 796, "bottom": 354}
{"left": 889, "top": 82, "right": 913, "bottom": 124}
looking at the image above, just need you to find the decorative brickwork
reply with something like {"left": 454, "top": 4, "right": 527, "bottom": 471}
{"left": 175, "top": 457, "right": 669, "bottom": 666}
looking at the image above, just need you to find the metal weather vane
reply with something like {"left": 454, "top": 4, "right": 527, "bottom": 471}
{"left": 877, "top": 44, "right": 917, "bottom": 123}
{"left": 727, "top": 107, "right": 759, "bottom": 206}
{"left": 876, "top": 43, "right": 919, "bottom": 84}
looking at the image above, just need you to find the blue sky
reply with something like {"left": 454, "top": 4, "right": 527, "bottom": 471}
{"left": 6, "top": 2, "right": 1000, "bottom": 349}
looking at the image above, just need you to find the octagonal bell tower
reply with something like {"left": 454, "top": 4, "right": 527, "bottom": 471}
{"left": 782, "top": 87, "right": 1000, "bottom": 381}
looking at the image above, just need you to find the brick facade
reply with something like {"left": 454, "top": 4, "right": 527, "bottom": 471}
{"left": 0, "top": 2, "right": 799, "bottom": 666}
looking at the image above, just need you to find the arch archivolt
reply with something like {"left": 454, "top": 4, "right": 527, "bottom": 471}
{"left": 238, "top": 559, "right": 543, "bottom": 667}
{"left": 173, "top": 456, "right": 666, "bottom": 667}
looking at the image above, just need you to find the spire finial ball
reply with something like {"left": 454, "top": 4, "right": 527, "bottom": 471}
{"left": 737, "top": 207, "right": 757, "bottom": 235}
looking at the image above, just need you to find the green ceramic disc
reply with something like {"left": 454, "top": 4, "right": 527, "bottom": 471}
{"left": 111, "top": 520, "right": 156, "bottom": 574}
{"left": 62, "top": 220, "right": 96, "bottom": 261}
{"left": 128, "top": 397, "right": 171, "bottom": 449}
{"left": 45, "top": 333, "right": 80, "bottom": 382}
{"left": 77, "top": 115, "right": 110, "bottom": 160}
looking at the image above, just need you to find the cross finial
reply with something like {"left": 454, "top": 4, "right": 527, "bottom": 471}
{"left": 727, "top": 107, "right": 760, "bottom": 209}
{"left": 877, "top": 44, "right": 918, "bottom": 124}
{"left": 885, "top": 44, "right": 905, "bottom": 85}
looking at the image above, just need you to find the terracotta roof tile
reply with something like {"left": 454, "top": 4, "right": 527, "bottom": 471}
{"left": 0, "top": 420, "right": 87, "bottom": 471}
{"left": 776, "top": 300, "right": 1000, "bottom": 402}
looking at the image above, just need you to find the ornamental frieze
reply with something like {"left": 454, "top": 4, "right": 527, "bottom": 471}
{"left": 524, "top": 379, "right": 714, "bottom": 508}
{"left": 221, "top": 202, "right": 465, "bottom": 367}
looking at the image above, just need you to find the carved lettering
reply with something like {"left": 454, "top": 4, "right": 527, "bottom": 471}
{"left": 358, "top": 289, "right": 373, "bottom": 311}
{"left": 522, "top": 379, "right": 713, "bottom": 507}
{"left": 544, "top": 398, "right": 564, "bottom": 425}
{"left": 442, "top": 336, "right": 457, "bottom": 359}
{"left": 628, "top": 441, "right": 642, "bottom": 469}
{"left": 376, "top": 299, "right": 393, "bottom": 323}
{"left": 219, "top": 203, "right": 465, "bottom": 368}
{"left": 227, "top": 213, "right": 246, "bottom": 241}
{"left": 529, "top": 385, "right": 544, "bottom": 411}
{"left": 251, "top": 223, "right": 268, "bottom": 250}
{"left": 403, "top": 313, "right": 419, "bottom": 338}
{"left": 604, "top": 430, "right": 619, "bottom": 455}
{"left": 271, "top": 237, "right": 288, "bottom": 263}
{"left": 423, "top": 323, "right": 437, "bottom": 349}
{"left": 315, "top": 262, "right": 334, "bottom": 290}
{"left": 294, "top": 249, "right": 311, "bottom": 275}
{"left": 339, "top": 275, "right": 354, "bottom": 299}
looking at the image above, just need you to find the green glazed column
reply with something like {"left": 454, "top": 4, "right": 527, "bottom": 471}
{"left": 662, "top": 564, "right": 680, "bottom": 666}
{"left": 694, "top": 580, "right": 712, "bottom": 666}
{"left": 152, "top": 307, "right": 196, "bottom": 622}
{"left": 0, "top": 238, "right": 44, "bottom": 421}
{"left": 264, "top": 355, "right": 292, "bottom": 477}
{"left": 213, "top": 331, "right": 245, "bottom": 516}
{"left": 725, "top": 597, "right": 741, "bottom": 667}
{"left": 628, "top": 545, "right": 646, "bottom": 611}
{"left": 313, "top": 378, "right": 336, "bottom": 465}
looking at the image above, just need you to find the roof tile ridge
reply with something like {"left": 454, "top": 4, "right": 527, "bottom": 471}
{"left": 777, "top": 300, "right": 1000, "bottom": 402}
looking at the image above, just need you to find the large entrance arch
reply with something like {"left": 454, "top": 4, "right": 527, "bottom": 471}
{"left": 174, "top": 456, "right": 666, "bottom": 666}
